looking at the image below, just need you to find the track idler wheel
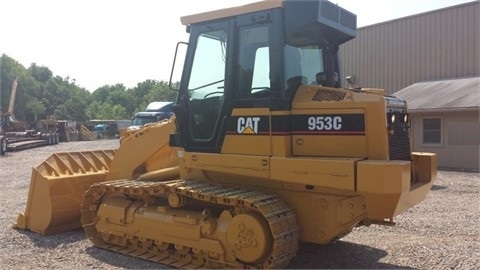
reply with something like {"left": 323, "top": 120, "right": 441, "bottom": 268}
{"left": 226, "top": 212, "right": 273, "bottom": 264}
{"left": 168, "top": 193, "right": 187, "bottom": 208}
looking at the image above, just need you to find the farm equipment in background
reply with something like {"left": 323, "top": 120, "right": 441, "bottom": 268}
{"left": 86, "top": 119, "right": 133, "bottom": 139}
{"left": 14, "top": 0, "right": 437, "bottom": 268}
{"left": 3, "top": 130, "right": 59, "bottom": 152}
{"left": 1, "top": 78, "right": 60, "bottom": 152}
{"left": 1, "top": 78, "right": 25, "bottom": 132}
{"left": 77, "top": 123, "right": 96, "bottom": 141}
{"left": 1, "top": 113, "right": 60, "bottom": 152}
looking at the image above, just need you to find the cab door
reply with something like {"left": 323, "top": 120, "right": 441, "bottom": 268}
{"left": 175, "top": 20, "right": 231, "bottom": 153}
{"left": 175, "top": 9, "right": 281, "bottom": 154}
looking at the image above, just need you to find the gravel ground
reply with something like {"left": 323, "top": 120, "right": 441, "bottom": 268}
{"left": 0, "top": 140, "right": 478, "bottom": 269}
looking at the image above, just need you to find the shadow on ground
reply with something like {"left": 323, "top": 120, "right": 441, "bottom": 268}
{"left": 86, "top": 239, "right": 409, "bottom": 269}
{"left": 14, "top": 227, "right": 409, "bottom": 269}
{"left": 289, "top": 241, "right": 411, "bottom": 269}
{"left": 13, "top": 227, "right": 86, "bottom": 248}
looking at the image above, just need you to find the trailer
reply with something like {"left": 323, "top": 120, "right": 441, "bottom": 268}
{"left": 4, "top": 130, "right": 59, "bottom": 152}
{"left": 1, "top": 79, "right": 60, "bottom": 153}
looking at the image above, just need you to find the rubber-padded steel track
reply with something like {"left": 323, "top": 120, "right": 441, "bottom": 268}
{"left": 81, "top": 179, "right": 300, "bottom": 268}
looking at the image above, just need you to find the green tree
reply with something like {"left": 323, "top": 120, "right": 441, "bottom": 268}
{"left": 2, "top": 54, "right": 178, "bottom": 126}
{"left": 129, "top": 80, "right": 177, "bottom": 115}
{"left": 1, "top": 54, "right": 29, "bottom": 119}
{"left": 28, "top": 63, "right": 53, "bottom": 83}
{"left": 95, "top": 103, "right": 127, "bottom": 119}
{"left": 85, "top": 100, "right": 103, "bottom": 120}
{"left": 26, "top": 98, "right": 46, "bottom": 123}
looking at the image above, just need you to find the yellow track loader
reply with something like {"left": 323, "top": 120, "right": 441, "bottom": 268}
{"left": 15, "top": 0, "right": 437, "bottom": 268}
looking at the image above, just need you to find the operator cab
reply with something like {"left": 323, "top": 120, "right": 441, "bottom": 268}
{"left": 171, "top": 0, "right": 356, "bottom": 153}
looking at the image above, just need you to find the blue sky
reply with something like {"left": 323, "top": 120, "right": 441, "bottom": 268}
{"left": 1, "top": 0, "right": 474, "bottom": 91}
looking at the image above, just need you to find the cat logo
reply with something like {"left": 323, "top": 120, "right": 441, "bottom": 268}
{"left": 237, "top": 117, "right": 260, "bottom": 134}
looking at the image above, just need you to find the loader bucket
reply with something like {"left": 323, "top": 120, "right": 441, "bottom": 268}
{"left": 14, "top": 150, "right": 116, "bottom": 235}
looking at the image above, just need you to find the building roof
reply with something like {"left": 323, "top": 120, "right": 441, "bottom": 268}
{"left": 393, "top": 76, "right": 480, "bottom": 112}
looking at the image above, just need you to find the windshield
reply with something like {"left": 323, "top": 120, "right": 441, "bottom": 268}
{"left": 284, "top": 43, "right": 340, "bottom": 89}
{"left": 285, "top": 44, "right": 325, "bottom": 87}
{"left": 133, "top": 116, "right": 159, "bottom": 126}
{"left": 188, "top": 30, "right": 226, "bottom": 100}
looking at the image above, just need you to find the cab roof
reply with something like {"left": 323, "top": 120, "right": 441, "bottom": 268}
{"left": 181, "top": 0, "right": 282, "bottom": 25}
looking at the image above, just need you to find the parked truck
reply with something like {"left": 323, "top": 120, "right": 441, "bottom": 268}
{"left": 130, "top": 101, "right": 174, "bottom": 129}
{"left": 118, "top": 101, "right": 174, "bottom": 142}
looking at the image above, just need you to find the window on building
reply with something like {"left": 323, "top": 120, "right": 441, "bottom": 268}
{"left": 423, "top": 117, "right": 442, "bottom": 144}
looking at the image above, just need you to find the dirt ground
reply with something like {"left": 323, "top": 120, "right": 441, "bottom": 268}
{"left": 0, "top": 140, "right": 478, "bottom": 269}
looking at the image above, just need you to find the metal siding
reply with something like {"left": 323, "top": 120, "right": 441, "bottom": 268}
{"left": 404, "top": 19, "right": 414, "bottom": 91}
{"left": 457, "top": 7, "right": 463, "bottom": 75}
{"left": 371, "top": 27, "right": 379, "bottom": 88}
{"left": 476, "top": 3, "right": 480, "bottom": 74}
{"left": 419, "top": 15, "right": 426, "bottom": 84}
{"left": 445, "top": 7, "right": 453, "bottom": 78}
{"left": 358, "top": 29, "right": 365, "bottom": 88}
{"left": 391, "top": 22, "right": 399, "bottom": 91}
{"left": 447, "top": 145, "right": 480, "bottom": 171}
{"left": 444, "top": 112, "right": 480, "bottom": 171}
{"left": 339, "top": 1, "right": 479, "bottom": 94}
{"left": 432, "top": 12, "right": 444, "bottom": 78}
{"left": 423, "top": 13, "right": 433, "bottom": 83}
{"left": 387, "top": 22, "right": 395, "bottom": 92}
{"left": 466, "top": 4, "right": 479, "bottom": 75}
{"left": 449, "top": 122, "right": 480, "bottom": 145}
{"left": 439, "top": 9, "right": 448, "bottom": 79}
{"left": 412, "top": 111, "right": 479, "bottom": 171}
